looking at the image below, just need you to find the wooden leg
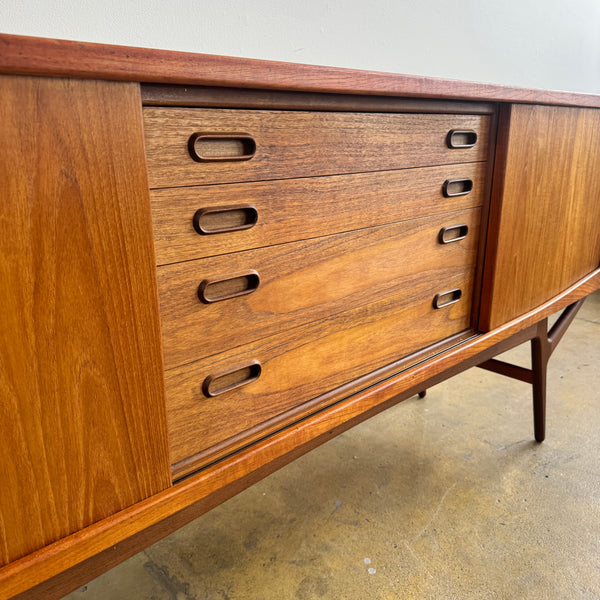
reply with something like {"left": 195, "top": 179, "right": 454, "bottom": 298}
{"left": 418, "top": 391, "right": 427, "bottom": 398}
{"left": 476, "top": 299, "right": 585, "bottom": 442}
{"left": 531, "top": 321, "right": 550, "bottom": 442}
{"left": 531, "top": 299, "right": 585, "bottom": 442}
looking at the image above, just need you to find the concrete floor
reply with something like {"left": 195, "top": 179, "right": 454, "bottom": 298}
{"left": 66, "top": 292, "right": 600, "bottom": 600}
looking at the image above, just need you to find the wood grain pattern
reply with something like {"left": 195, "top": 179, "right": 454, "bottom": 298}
{"left": 151, "top": 162, "right": 487, "bottom": 265}
{"left": 0, "top": 76, "right": 171, "bottom": 566}
{"left": 170, "top": 330, "right": 476, "bottom": 479}
{"left": 480, "top": 105, "right": 600, "bottom": 329}
{"left": 165, "top": 267, "right": 476, "bottom": 471}
{"left": 1, "top": 34, "right": 600, "bottom": 108}
{"left": 1, "top": 269, "right": 598, "bottom": 600}
{"left": 143, "top": 108, "right": 490, "bottom": 188}
{"left": 158, "top": 208, "right": 481, "bottom": 369}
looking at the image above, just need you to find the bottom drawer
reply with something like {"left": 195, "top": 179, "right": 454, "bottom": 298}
{"left": 165, "top": 268, "right": 476, "bottom": 476}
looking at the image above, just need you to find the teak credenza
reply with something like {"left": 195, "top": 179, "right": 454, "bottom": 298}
{"left": 1, "top": 34, "right": 599, "bottom": 600}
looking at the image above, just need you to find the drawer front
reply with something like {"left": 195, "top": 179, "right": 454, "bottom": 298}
{"left": 151, "top": 162, "right": 487, "bottom": 265}
{"left": 143, "top": 108, "right": 490, "bottom": 188}
{"left": 165, "top": 268, "right": 475, "bottom": 471}
{"left": 158, "top": 208, "right": 481, "bottom": 369}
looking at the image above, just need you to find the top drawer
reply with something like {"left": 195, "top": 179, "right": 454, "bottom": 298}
{"left": 143, "top": 108, "right": 490, "bottom": 188}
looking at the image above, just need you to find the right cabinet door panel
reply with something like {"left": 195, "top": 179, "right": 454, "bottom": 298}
{"left": 480, "top": 104, "right": 600, "bottom": 330}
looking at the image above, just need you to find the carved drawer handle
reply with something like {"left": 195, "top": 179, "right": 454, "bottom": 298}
{"left": 442, "top": 178, "right": 474, "bottom": 197}
{"left": 438, "top": 224, "right": 469, "bottom": 244}
{"left": 433, "top": 288, "right": 463, "bottom": 309}
{"left": 188, "top": 133, "right": 256, "bottom": 162}
{"left": 446, "top": 130, "right": 478, "bottom": 149}
{"left": 198, "top": 270, "right": 260, "bottom": 304}
{"left": 202, "top": 360, "right": 262, "bottom": 397}
{"left": 193, "top": 204, "right": 258, "bottom": 235}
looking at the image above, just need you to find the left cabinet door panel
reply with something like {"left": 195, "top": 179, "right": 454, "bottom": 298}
{"left": 0, "top": 76, "right": 171, "bottom": 565}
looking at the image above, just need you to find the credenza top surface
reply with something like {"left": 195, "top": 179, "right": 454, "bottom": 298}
{"left": 1, "top": 33, "right": 599, "bottom": 108}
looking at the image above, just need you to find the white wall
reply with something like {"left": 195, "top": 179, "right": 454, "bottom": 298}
{"left": 2, "top": 0, "right": 599, "bottom": 93}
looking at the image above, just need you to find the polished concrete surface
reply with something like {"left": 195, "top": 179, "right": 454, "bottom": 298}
{"left": 66, "top": 292, "right": 600, "bottom": 599}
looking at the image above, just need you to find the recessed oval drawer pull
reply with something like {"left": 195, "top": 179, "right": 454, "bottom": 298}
{"left": 193, "top": 204, "right": 258, "bottom": 235}
{"left": 438, "top": 224, "right": 469, "bottom": 244}
{"left": 433, "top": 288, "right": 463, "bottom": 309}
{"left": 442, "top": 178, "right": 474, "bottom": 197}
{"left": 446, "top": 130, "right": 478, "bottom": 149}
{"left": 202, "top": 360, "right": 262, "bottom": 397}
{"left": 198, "top": 270, "right": 260, "bottom": 304}
{"left": 188, "top": 133, "right": 256, "bottom": 162}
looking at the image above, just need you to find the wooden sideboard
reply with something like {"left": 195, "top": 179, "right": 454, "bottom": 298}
{"left": 1, "top": 34, "right": 599, "bottom": 600}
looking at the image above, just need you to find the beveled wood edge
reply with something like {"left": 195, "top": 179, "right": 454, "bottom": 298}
{"left": 1, "top": 33, "right": 600, "bottom": 108}
{"left": 478, "top": 104, "right": 513, "bottom": 330}
{"left": 469, "top": 109, "right": 499, "bottom": 328}
{"left": 2, "top": 268, "right": 599, "bottom": 600}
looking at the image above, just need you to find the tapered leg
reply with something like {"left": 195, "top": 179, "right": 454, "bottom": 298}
{"left": 531, "top": 322, "right": 550, "bottom": 443}
{"left": 530, "top": 299, "right": 584, "bottom": 442}
{"left": 476, "top": 299, "right": 585, "bottom": 442}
